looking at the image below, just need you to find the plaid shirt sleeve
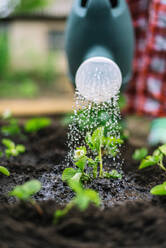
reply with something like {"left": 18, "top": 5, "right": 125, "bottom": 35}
{"left": 125, "top": 0, "right": 166, "bottom": 117}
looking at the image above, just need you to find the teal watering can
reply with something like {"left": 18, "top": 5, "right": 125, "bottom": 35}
{"left": 65, "top": 0, "right": 134, "bottom": 102}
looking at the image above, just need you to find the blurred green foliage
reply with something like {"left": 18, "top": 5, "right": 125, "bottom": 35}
{"left": 0, "top": 31, "right": 9, "bottom": 77}
{"left": 0, "top": 53, "right": 57, "bottom": 99}
{"left": 15, "top": 0, "right": 52, "bottom": 14}
{"left": 0, "top": 0, "right": 57, "bottom": 99}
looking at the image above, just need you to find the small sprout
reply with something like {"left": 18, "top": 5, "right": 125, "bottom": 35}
{"left": 134, "top": 145, "right": 166, "bottom": 195}
{"left": 10, "top": 180, "right": 41, "bottom": 201}
{"left": 24, "top": 117, "right": 51, "bottom": 133}
{"left": 0, "top": 166, "right": 10, "bottom": 176}
{"left": 150, "top": 182, "right": 166, "bottom": 195}
{"left": 9, "top": 180, "right": 43, "bottom": 215}
{"left": 54, "top": 180, "right": 101, "bottom": 223}
{"left": 1, "top": 110, "right": 22, "bottom": 137}
{"left": 139, "top": 155, "right": 159, "bottom": 169}
{"left": 2, "top": 138, "right": 26, "bottom": 158}
{"left": 132, "top": 148, "right": 148, "bottom": 161}
{"left": 135, "top": 144, "right": 166, "bottom": 172}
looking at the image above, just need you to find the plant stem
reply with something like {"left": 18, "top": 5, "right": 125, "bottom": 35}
{"left": 30, "top": 200, "right": 43, "bottom": 215}
{"left": 99, "top": 146, "right": 103, "bottom": 177}
{"left": 158, "top": 160, "right": 166, "bottom": 172}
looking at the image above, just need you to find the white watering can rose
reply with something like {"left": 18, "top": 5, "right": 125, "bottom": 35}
{"left": 75, "top": 57, "right": 122, "bottom": 103}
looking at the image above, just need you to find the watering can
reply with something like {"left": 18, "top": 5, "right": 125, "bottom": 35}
{"left": 65, "top": 0, "right": 134, "bottom": 102}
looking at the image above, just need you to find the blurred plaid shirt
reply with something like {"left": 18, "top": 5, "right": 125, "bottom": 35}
{"left": 125, "top": 0, "right": 166, "bottom": 117}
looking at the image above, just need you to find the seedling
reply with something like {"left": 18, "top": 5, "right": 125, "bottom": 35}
{"left": 2, "top": 138, "right": 25, "bottom": 158}
{"left": 62, "top": 127, "right": 123, "bottom": 182}
{"left": 150, "top": 182, "right": 166, "bottom": 195}
{"left": 132, "top": 148, "right": 148, "bottom": 161}
{"left": 133, "top": 144, "right": 166, "bottom": 172}
{"left": 0, "top": 166, "right": 10, "bottom": 176}
{"left": 133, "top": 145, "right": 166, "bottom": 195}
{"left": 24, "top": 117, "right": 51, "bottom": 133}
{"left": 54, "top": 180, "right": 101, "bottom": 223}
{"left": 1, "top": 110, "right": 22, "bottom": 137}
{"left": 9, "top": 179, "right": 43, "bottom": 214}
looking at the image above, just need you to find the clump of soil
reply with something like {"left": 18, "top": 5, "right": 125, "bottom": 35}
{"left": 1, "top": 200, "right": 166, "bottom": 248}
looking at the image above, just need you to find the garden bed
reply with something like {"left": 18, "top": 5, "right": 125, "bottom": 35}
{"left": 0, "top": 120, "right": 166, "bottom": 247}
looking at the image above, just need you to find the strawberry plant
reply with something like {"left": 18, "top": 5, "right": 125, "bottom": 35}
{"left": 62, "top": 127, "right": 123, "bottom": 183}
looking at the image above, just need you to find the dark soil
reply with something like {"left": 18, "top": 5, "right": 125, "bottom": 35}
{"left": 0, "top": 120, "right": 166, "bottom": 247}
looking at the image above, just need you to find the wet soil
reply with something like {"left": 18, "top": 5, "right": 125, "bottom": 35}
{"left": 0, "top": 120, "right": 166, "bottom": 247}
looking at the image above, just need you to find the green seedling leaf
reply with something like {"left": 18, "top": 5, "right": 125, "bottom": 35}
{"left": 75, "top": 156, "right": 87, "bottom": 171}
{"left": 75, "top": 188, "right": 101, "bottom": 211}
{"left": 91, "top": 127, "right": 104, "bottom": 152}
{"left": 24, "top": 117, "right": 51, "bottom": 133}
{"left": 10, "top": 180, "right": 41, "bottom": 201}
{"left": 1, "top": 111, "right": 22, "bottom": 137}
{"left": 150, "top": 182, "right": 166, "bottom": 195}
{"left": 62, "top": 168, "right": 77, "bottom": 182}
{"left": 69, "top": 180, "right": 101, "bottom": 211}
{"left": 2, "top": 139, "right": 15, "bottom": 149}
{"left": 71, "top": 172, "right": 82, "bottom": 182}
{"left": 132, "top": 148, "right": 148, "bottom": 161}
{"left": 16, "top": 144, "right": 26, "bottom": 153}
{"left": 0, "top": 166, "right": 10, "bottom": 176}
{"left": 85, "top": 132, "right": 93, "bottom": 150}
{"left": 2, "top": 139, "right": 26, "bottom": 158}
{"left": 139, "top": 155, "right": 159, "bottom": 169}
{"left": 104, "top": 170, "right": 122, "bottom": 179}
{"left": 103, "top": 136, "right": 123, "bottom": 147}
{"left": 159, "top": 144, "right": 166, "bottom": 156}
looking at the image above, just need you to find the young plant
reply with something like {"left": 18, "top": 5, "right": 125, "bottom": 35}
{"left": 0, "top": 166, "right": 10, "bottom": 176}
{"left": 133, "top": 144, "right": 166, "bottom": 172}
{"left": 9, "top": 179, "right": 43, "bottom": 214}
{"left": 150, "top": 182, "right": 166, "bottom": 195}
{"left": 2, "top": 138, "right": 26, "bottom": 158}
{"left": 133, "top": 145, "right": 166, "bottom": 195}
{"left": 54, "top": 180, "right": 101, "bottom": 223}
{"left": 1, "top": 110, "right": 22, "bottom": 137}
{"left": 24, "top": 117, "right": 51, "bottom": 133}
{"left": 62, "top": 127, "right": 123, "bottom": 183}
